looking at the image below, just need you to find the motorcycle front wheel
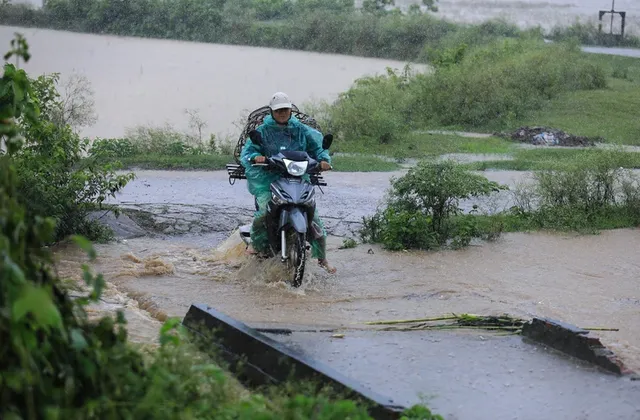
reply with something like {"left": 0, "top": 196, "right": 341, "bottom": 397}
{"left": 287, "top": 231, "right": 307, "bottom": 288}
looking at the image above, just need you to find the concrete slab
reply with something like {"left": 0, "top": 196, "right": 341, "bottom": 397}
{"left": 266, "top": 329, "right": 640, "bottom": 420}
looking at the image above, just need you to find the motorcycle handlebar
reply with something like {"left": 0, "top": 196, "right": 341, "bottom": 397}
{"left": 250, "top": 158, "right": 331, "bottom": 172}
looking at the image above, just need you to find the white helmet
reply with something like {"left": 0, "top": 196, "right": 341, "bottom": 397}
{"left": 269, "top": 92, "right": 292, "bottom": 111}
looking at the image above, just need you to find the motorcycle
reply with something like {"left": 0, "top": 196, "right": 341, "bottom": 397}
{"left": 238, "top": 129, "right": 333, "bottom": 288}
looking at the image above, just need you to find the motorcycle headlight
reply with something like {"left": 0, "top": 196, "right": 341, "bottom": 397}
{"left": 283, "top": 159, "right": 308, "bottom": 177}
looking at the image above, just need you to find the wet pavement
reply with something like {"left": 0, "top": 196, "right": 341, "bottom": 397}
{"left": 110, "top": 169, "right": 528, "bottom": 237}
{"left": 266, "top": 329, "right": 640, "bottom": 420}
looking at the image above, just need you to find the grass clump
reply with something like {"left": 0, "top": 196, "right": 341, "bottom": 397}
{"left": 339, "top": 238, "right": 358, "bottom": 249}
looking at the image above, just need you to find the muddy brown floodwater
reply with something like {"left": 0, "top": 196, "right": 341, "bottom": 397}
{"left": 56, "top": 220, "right": 640, "bottom": 373}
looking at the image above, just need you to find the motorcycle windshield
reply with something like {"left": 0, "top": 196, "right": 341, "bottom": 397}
{"left": 280, "top": 150, "right": 309, "bottom": 161}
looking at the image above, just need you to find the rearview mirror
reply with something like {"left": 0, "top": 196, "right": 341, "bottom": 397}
{"left": 249, "top": 130, "right": 262, "bottom": 146}
{"left": 322, "top": 134, "right": 333, "bottom": 150}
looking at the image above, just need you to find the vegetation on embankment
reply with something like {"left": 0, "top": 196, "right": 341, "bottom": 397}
{"left": 1, "top": 35, "right": 441, "bottom": 420}
{"left": 313, "top": 35, "right": 640, "bottom": 164}
{"left": 2, "top": 0, "right": 639, "bottom": 62}
{"left": 87, "top": 41, "right": 640, "bottom": 172}
{"left": 89, "top": 134, "right": 401, "bottom": 172}
{"left": 464, "top": 148, "right": 640, "bottom": 172}
{"left": 548, "top": 22, "right": 640, "bottom": 49}
{"left": 360, "top": 150, "right": 640, "bottom": 251}
{"left": 0, "top": 0, "right": 534, "bottom": 63}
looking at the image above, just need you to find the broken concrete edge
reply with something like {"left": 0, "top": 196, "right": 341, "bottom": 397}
{"left": 181, "top": 304, "right": 409, "bottom": 420}
{"left": 522, "top": 317, "right": 638, "bottom": 378}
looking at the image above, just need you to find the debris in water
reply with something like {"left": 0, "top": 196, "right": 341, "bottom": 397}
{"left": 331, "top": 334, "right": 345, "bottom": 339}
{"left": 367, "top": 313, "right": 526, "bottom": 333}
{"left": 496, "top": 126, "right": 602, "bottom": 147}
{"left": 364, "top": 313, "right": 620, "bottom": 335}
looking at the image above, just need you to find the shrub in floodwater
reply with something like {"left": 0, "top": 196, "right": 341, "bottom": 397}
{"left": 361, "top": 160, "right": 508, "bottom": 250}
{"left": 510, "top": 150, "right": 640, "bottom": 231}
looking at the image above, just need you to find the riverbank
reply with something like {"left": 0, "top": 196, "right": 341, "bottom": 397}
{"left": 2, "top": 0, "right": 640, "bottom": 63}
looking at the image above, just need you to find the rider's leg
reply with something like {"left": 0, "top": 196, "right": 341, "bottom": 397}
{"left": 309, "top": 214, "right": 336, "bottom": 274}
{"left": 249, "top": 191, "right": 272, "bottom": 254}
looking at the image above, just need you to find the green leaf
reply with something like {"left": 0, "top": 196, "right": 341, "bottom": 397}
{"left": 12, "top": 284, "right": 63, "bottom": 330}
{"left": 159, "top": 317, "right": 183, "bottom": 346}
{"left": 3, "top": 255, "right": 26, "bottom": 285}
{"left": 70, "top": 328, "right": 88, "bottom": 350}
{"left": 89, "top": 273, "right": 105, "bottom": 300}
{"left": 116, "top": 310, "right": 127, "bottom": 325}
{"left": 82, "top": 265, "right": 93, "bottom": 286}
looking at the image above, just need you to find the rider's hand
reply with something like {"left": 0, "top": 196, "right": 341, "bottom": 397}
{"left": 320, "top": 161, "right": 332, "bottom": 171}
{"left": 254, "top": 156, "right": 266, "bottom": 164}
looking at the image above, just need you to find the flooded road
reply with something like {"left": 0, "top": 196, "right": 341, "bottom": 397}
{"left": 271, "top": 330, "right": 640, "bottom": 420}
{"left": 57, "top": 169, "right": 640, "bottom": 376}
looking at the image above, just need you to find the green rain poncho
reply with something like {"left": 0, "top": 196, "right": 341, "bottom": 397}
{"left": 240, "top": 114, "right": 332, "bottom": 259}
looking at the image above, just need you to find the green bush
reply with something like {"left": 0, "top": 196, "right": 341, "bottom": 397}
{"left": 517, "top": 150, "right": 640, "bottom": 230}
{"left": 8, "top": 70, "right": 134, "bottom": 243}
{"left": 328, "top": 67, "right": 417, "bottom": 144}
{"left": 414, "top": 38, "right": 607, "bottom": 128}
{"left": 90, "top": 137, "right": 140, "bottom": 158}
{"left": 361, "top": 160, "right": 507, "bottom": 250}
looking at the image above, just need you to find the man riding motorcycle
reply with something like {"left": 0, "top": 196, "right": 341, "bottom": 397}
{"left": 240, "top": 92, "right": 336, "bottom": 274}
